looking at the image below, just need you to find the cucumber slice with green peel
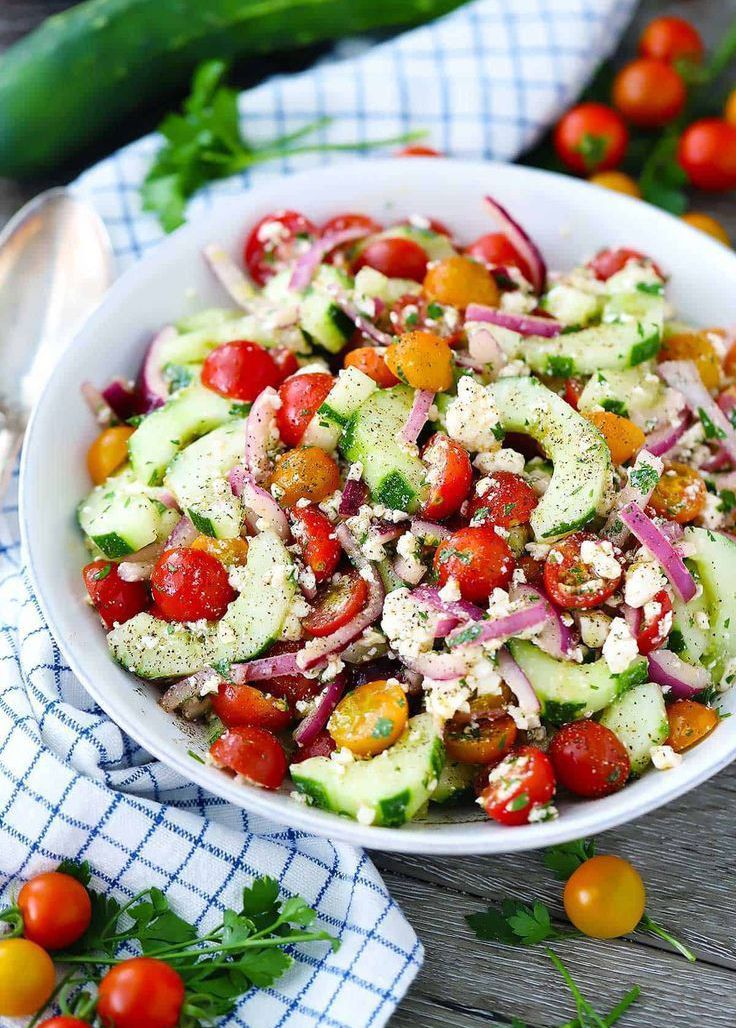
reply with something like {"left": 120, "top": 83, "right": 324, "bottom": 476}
{"left": 108, "top": 530, "right": 295, "bottom": 678}
{"left": 128, "top": 384, "right": 236, "bottom": 486}
{"left": 356, "top": 225, "right": 457, "bottom": 262}
{"left": 165, "top": 422, "right": 246, "bottom": 539}
{"left": 488, "top": 376, "right": 612, "bottom": 540}
{"left": 540, "top": 284, "right": 602, "bottom": 327}
{"left": 602, "top": 290, "right": 667, "bottom": 328}
{"left": 304, "top": 367, "right": 378, "bottom": 450}
{"left": 158, "top": 315, "right": 287, "bottom": 367}
{"left": 599, "top": 682, "right": 669, "bottom": 775}
{"left": 78, "top": 469, "right": 179, "bottom": 558}
{"left": 508, "top": 640, "right": 648, "bottom": 723}
{"left": 290, "top": 714, "right": 445, "bottom": 827}
{"left": 500, "top": 321, "right": 662, "bottom": 376}
{"left": 340, "top": 385, "right": 427, "bottom": 512}
{"left": 430, "top": 760, "right": 477, "bottom": 804}
{"left": 175, "top": 308, "right": 243, "bottom": 334}
{"left": 670, "top": 565, "right": 710, "bottom": 665}
{"left": 683, "top": 527, "right": 736, "bottom": 678}
{"left": 577, "top": 365, "right": 667, "bottom": 428}
{"left": 353, "top": 266, "right": 422, "bottom": 305}
{"left": 299, "top": 266, "right": 355, "bottom": 354}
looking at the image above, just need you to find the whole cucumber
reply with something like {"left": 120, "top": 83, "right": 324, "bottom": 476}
{"left": 0, "top": 0, "right": 466, "bottom": 178}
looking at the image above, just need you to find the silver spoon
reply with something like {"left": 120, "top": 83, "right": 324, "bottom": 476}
{"left": 0, "top": 188, "right": 114, "bottom": 496}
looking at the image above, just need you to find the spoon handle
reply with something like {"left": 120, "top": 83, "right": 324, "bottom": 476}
{"left": 0, "top": 409, "right": 25, "bottom": 499}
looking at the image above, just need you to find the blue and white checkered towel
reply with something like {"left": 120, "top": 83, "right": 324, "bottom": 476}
{"left": 1, "top": 1, "right": 636, "bottom": 1024}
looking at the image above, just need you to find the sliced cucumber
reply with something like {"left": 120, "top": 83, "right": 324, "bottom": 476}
{"left": 353, "top": 266, "right": 421, "bottom": 305}
{"left": 165, "top": 422, "right": 246, "bottom": 539}
{"left": 430, "top": 760, "right": 477, "bottom": 804}
{"left": 78, "top": 469, "right": 179, "bottom": 558}
{"left": 540, "top": 284, "right": 602, "bottom": 327}
{"left": 670, "top": 565, "right": 710, "bottom": 664}
{"left": 304, "top": 366, "right": 378, "bottom": 451}
{"left": 501, "top": 321, "right": 661, "bottom": 377}
{"left": 684, "top": 527, "right": 736, "bottom": 677}
{"left": 159, "top": 316, "right": 277, "bottom": 366}
{"left": 299, "top": 265, "right": 354, "bottom": 354}
{"left": 577, "top": 365, "right": 667, "bottom": 428}
{"left": 600, "top": 682, "right": 669, "bottom": 775}
{"left": 508, "top": 640, "right": 648, "bottom": 722}
{"left": 340, "top": 385, "right": 426, "bottom": 512}
{"left": 290, "top": 713, "right": 445, "bottom": 827}
{"left": 175, "top": 307, "right": 242, "bottom": 333}
{"left": 488, "top": 376, "right": 611, "bottom": 540}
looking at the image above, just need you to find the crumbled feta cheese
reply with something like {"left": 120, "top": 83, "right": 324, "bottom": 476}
{"left": 473, "top": 447, "right": 526, "bottom": 476}
{"left": 528, "top": 802, "right": 559, "bottom": 823}
{"left": 695, "top": 611, "right": 711, "bottom": 631}
{"left": 198, "top": 673, "right": 222, "bottom": 697}
{"left": 602, "top": 617, "right": 639, "bottom": 674}
{"left": 322, "top": 655, "right": 345, "bottom": 681}
{"left": 526, "top": 542, "right": 551, "bottom": 560}
{"left": 650, "top": 744, "right": 683, "bottom": 771}
{"left": 319, "top": 489, "right": 343, "bottom": 520}
{"left": 578, "top": 611, "right": 612, "bottom": 649}
{"left": 396, "top": 531, "right": 425, "bottom": 582}
{"left": 507, "top": 704, "right": 541, "bottom": 731}
{"left": 341, "top": 628, "right": 389, "bottom": 664}
{"left": 624, "top": 558, "right": 667, "bottom": 608}
{"left": 438, "top": 577, "right": 461, "bottom": 603}
{"left": 280, "top": 593, "right": 311, "bottom": 641}
{"left": 498, "top": 359, "right": 531, "bottom": 378}
{"left": 356, "top": 804, "right": 376, "bottom": 825}
{"left": 381, "top": 588, "right": 437, "bottom": 661}
{"left": 700, "top": 492, "right": 726, "bottom": 531}
{"left": 423, "top": 677, "right": 472, "bottom": 721}
{"left": 330, "top": 747, "right": 355, "bottom": 768}
{"left": 444, "top": 376, "right": 501, "bottom": 453}
{"left": 500, "top": 287, "right": 537, "bottom": 316}
{"left": 580, "top": 539, "right": 622, "bottom": 580}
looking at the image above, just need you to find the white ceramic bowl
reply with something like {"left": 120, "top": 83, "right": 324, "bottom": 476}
{"left": 20, "top": 159, "right": 736, "bottom": 854}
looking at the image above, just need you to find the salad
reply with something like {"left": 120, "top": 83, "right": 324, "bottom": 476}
{"left": 78, "top": 196, "right": 736, "bottom": 829}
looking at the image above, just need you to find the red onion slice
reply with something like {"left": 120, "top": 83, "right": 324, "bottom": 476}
{"left": 446, "top": 600, "right": 549, "bottom": 648}
{"left": 293, "top": 672, "right": 349, "bottom": 747}
{"left": 118, "top": 560, "right": 156, "bottom": 582}
{"left": 483, "top": 195, "right": 547, "bottom": 293}
{"left": 433, "top": 614, "right": 461, "bottom": 638}
{"left": 161, "top": 668, "right": 220, "bottom": 713}
{"left": 289, "top": 226, "right": 370, "bottom": 291}
{"left": 410, "top": 518, "right": 452, "bottom": 543}
{"left": 325, "top": 285, "right": 395, "bottom": 346}
{"left": 648, "top": 650, "right": 710, "bottom": 698}
{"left": 660, "top": 360, "right": 736, "bottom": 464}
{"left": 339, "top": 478, "right": 369, "bottom": 517}
{"left": 203, "top": 244, "right": 256, "bottom": 309}
{"left": 165, "top": 516, "right": 199, "bottom": 550}
{"left": 466, "top": 324, "right": 506, "bottom": 376}
{"left": 231, "top": 651, "right": 301, "bottom": 683}
{"left": 393, "top": 553, "right": 426, "bottom": 587}
{"left": 400, "top": 390, "right": 435, "bottom": 446}
{"left": 102, "top": 378, "right": 139, "bottom": 422}
{"left": 511, "top": 583, "right": 576, "bottom": 659}
{"left": 122, "top": 539, "right": 168, "bottom": 564}
{"left": 618, "top": 501, "right": 697, "bottom": 602}
{"left": 411, "top": 584, "right": 485, "bottom": 623}
{"left": 229, "top": 466, "right": 289, "bottom": 540}
{"left": 497, "top": 646, "right": 540, "bottom": 714}
{"left": 137, "top": 325, "right": 177, "bottom": 413}
{"left": 246, "top": 386, "right": 281, "bottom": 482}
{"left": 623, "top": 602, "right": 643, "bottom": 639}
{"left": 603, "top": 449, "right": 663, "bottom": 546}
{"left": 465, "top": 303, "right": 561, "bottom": 338}
{"left": 453, "top": 352, "right": 488, "bottom": 373}
{"left": 645, "top": 412, "right": 690, "bottom": 458}
{"left": 81, "top": 381, "right": 114, "bottom": 424}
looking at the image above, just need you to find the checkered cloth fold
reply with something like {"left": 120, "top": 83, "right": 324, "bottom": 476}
{"left": 0, "top": 1, "right": 636, "bottom": 1024}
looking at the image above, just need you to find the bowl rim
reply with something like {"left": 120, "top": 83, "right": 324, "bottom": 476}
{"left": 19, "top": 156, "right": 736, "bottom": 855}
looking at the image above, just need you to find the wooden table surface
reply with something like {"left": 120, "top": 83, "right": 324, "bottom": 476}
{"left": 2, "top": 2, "right": 736, "bottom": 1025}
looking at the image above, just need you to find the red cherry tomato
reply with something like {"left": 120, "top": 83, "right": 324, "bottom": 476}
{"left": 636, "top": 589, "right": 673, "bottom": 654}
{"left": 465, "top": 232, "right": 533, "bottom": 284}
{"left": 83, "top": 561, "right": 150, "bottom": 630}
{"left": 321, "top": 213, "right": 382, "bottom": 236}
{"left": 588, "top": 247, "right": 661, "bottom": 281}
{"left": 291, "top": 728, "right": 337, "bottom": 763}
{"left": 259, "top": 641, "right": 325, "bottom": 710}
{"left": 210, "top": 725, "right": 288, "bottom": 789}
{"left": 39, "top": 1019, "right": 91, "bottom": 1028}
{"left": 270, "top": 347, "right": 300, "bottom": 383}
{"left": 18, "top": 872, "right": 92, "bottom": 951}
{"left": 289, "top": 504, "right": 341, "bottom": 583}
{"left": 549, "top": 720, "right": 630, "bottom": 798}
{"left": 420, "top": 433, "right": 473, "bottom": 521}
{"left": 678, "top": 119, "right": 736, "bottom": 192}
{"left": 434, "top": 526, "right": 515, "bottom": 604}
{"left": 480, "top": 746, "right": 556, "bottom": 826}
{"left": 354, "top": 237, "right": 428, "bottom": 282}
{"left": 243, "top": 210, "right": 317, "bottom": 286}
{"left": 543, "top": 532, "right": 622, "bottom": 610}
{"left": 396, "top": 145, "right": 443, "bottom": 157}
{"left": 201, "top": 341, "right": 280, "bottom": 401}
{"left": 466, "top": 471, "right": 538, "bottom": 529}
{"left": 211, "top": 682, "right": 292, "bottom": 731}
{"left": 304, "top": 569, "right": 369, "bottom": 637}
{"left": 612, "top": 58, "right": 686, "bottom": 128}
{"left": 553, "top": 103, "right": 628, "bottom": 174}
{"left": 639, "top": 16, "right": 704, "bottom": 65}
{"left": 150, "top": 548, "right": 236, "bottom": 622}
{"left": 564, "top": 377, "right": 585, "bottom": 410}
{"left": 276, "top": 372, "right": 334, "bottom": 447}
{"left": 97, "top": 957, "right": 184, "bottom": 1028}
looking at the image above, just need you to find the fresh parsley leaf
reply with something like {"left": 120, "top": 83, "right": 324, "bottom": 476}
{"left": 639, "top": 132, "right": 688, "bottom": 215}
{"left": 543, "top": 839, "right": 596, "bottom": 881}
{"left": 467, "top": 899, "right": 569, "bottom": 946}
{"left": 57, "top": 859, "right": 92, "bottom": 885}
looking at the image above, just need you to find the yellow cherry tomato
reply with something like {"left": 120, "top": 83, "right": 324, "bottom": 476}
{"left": 650, "top": 460, "right": 707, "bottom": 524}
{"left": 588, "top": 170, "right": 641, "bottom": 198}
{"left": 269, "top": 446, "right": 341, "bottom": 508}
{"left": 0, "top": 938, "right": 56, "bottom": 1016}
{"left": 86, "top": 425, "right": 134, "bottom": 484}
{"left": 582, "top": 410, "right": 645, "bottom": 466}
{"left": 681, "top": 212, "right": 731, "bottom": 248}
{"left": 385, "top": 331, "right": 454, "bottom": 392}
{"left": 667, "top": 698, "right": 719, "bottom": 753}
{"left": 190, "top": 535, "right": 249, "bottom": 566}
{"left": 659, "top": 330, "right": 721, "bottom": 391}
{"left": 725, "top": 87, "right": 736, "bottom": 128}
{"left": 328, "top": 679, "right": 409, "bottom": 757}
{"left": 564, "top": 855, "right": 646, "bottom": 939}
{"left": 423, "top": 255, "right": 500, "bottom": 310}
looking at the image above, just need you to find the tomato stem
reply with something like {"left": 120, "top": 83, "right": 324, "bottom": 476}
{"left": 639, "top": 913, "right": 697, "bottom": 962}
{"left": 0, "top": 906, "right": 23, "bottom": 938}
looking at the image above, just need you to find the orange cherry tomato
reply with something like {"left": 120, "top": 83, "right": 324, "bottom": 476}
{"left": 681, "top": 212, "right": 731, "bottom": 248}
{"left": 385, "top": 331, "right": 454, "bottom": 392}
{"left": 344, "top": 347, "right": 398, "bottom": 387}
{"left": 666, "top": 698, "right": 719, "bottom": 753}
{"left": 612, "top": 58, "right": 686, "bottom": 128}
{"left": 444, "top": 713, "right": 517, "bottom": 765}
{"left": 87, "top": 425, "right": 134, "bottom": 484}
{"left": 639, "top": 16, "right": 704, "bottom": 65}
{"left": 554, "top": 103, "right": 628, "bottom": 174}
{"left": 423, "top": 255, "right": 500, "bottom": 310}
{"left": 649, "top": 461, "right": 707, "bottom": 524}
{"left": 18, "top": 871, "right": 92, "bottom": 951}
{"left": 328, "top": 679, "right": 408, "bottom": 757}
{"left": 269, "top": 446, "right": 341, "bottom": 507}
{"left": 0, "top": 938, "right": 55, "bottom": 1016}
{"left": 564, "top": 855, "right": 646, "bottom": 939}
{"left": 659, "top": 331, "right": 721, "bottom": 390}
{"left": 726, "top": 88, "right": 736, "bottom": 129}
{"left": 588, "top": 170, "right": 641, "bottom": 198}
{"left": 582, "top": 410, "right": 646, "bottom": 466}
{"left": 190, "top": 535, "right": 249, "bottom": 567}
{"left": 678, "top": 119, "right": 736, "bottom": 192}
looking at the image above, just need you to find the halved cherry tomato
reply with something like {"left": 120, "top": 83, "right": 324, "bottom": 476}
{"left": 639, "top": 16, "right": 703, "bottom": 64}
{"left": 244, "top": 210, "right": 317, "bottom": 285}
{"left": 423, "top": 255, "right": 499, "bottom": 310}
{"left": 667, "top": 698, "right": 719, "bottom": 752}
{"left": 83, "top": 561, "right": 150, "bottom": 630}
{"left": 564, "top": 855, "right": 646, "bottom": 939}
{"left": 289, "top": 503, "right": 341, "bottom": 583}
{"left": 190, "top": 535, "right": 249, "bottom": 567}
{"left": 659, "top": 331, "right": 721, "bottom": 390}
{"left": 209, "top": 725, "right": 288, "bottom": 789}
{"left": 276, "top": 372, "right": 334, "bottom": 447}
{"left": 588, "top": 247, "right": 659, "bottom": 281}
{"left": 434, "top": 526, "right": 515, "bottom": 604}
{"left": 87, "top": 425, "right": 134, "bottom": 484}
{"left": 420, "top": 432, "right": 473, "bottom": 521}
{"left": 466, "top": 471, "right": 538, "bottom": 529}
{"left": 678, "top": 119, "right": 736, "bottom": 192}
{"left": 543, "top": 531, "right": 622, "bottom": 610}
{"left": 18, "top": 871, "right": 92, "bottom": 950}
{"left": 0, "top": 938, "right": 55, "bottom": 1016}
{"left": 479, "top": 746, "right": 556, "bottom": 826}
{"left": 385, "top": 330, "right": 454, "bottom": 391}
{"left": 39, "top": 1019, "right": 91, "bottom": 1028}
{"left": 649, "top": 461, "right": 707, "bottom": 523}
{"left": 444, "top": 713, "right": 517, "bottom": 765}
{"left": 549, "top": 721, "right": 630, "bottom": 798}
{"left": 329, "top": 679, "right": 409, "bottom": 757}
{"left": 271, "top": 347, "right": 300, "bottom": 383}
{"left": 344, "top": 347, "right": 398, "bottom": 388}
{"left": 465, "top": 232, "right": 533, "bottom": 283}
{"left": 388, "top": 294, "right": 462, "bottom": 344}
{"left": 260, "top": 642, "right": 325, "bottom": 710}
{"left": 354, "top": 236, "right": 428, "bottom": 282}
{"left": 564, "top": 377, "right": 585, "bottom": 409}
{"left": 212, "top": 682, "right": 292, "bottom": 731}
{"left": 451, "top": 685, "right": 513, "bottom": 725}
{"left": 553, "top": 102, "right": 628, "bottom": 175}
{"left": 270, "top": 446, "right": 341, "bottom": 507}
{"left": 612, "top": 58, "right": 686, "bottom": 128}
{"left": 322, "top": 212, "right": 382, "bottom": 238}
{"left": 201, "top": 340, "right": 280, "bottom": 401}
{"left": 636, "top": 589, "right": 673, "bottom": 654}
{"left": 582, "top": 410, "right": 645, "bottom": 466}
{"left": 304, "top": 569, "right": 369, "bottom": 637}
{"left": 97, "top": 956, "right": 185, "bottom": 1028}
{"left": 396, "top": 145, "right": 443, "bottom": 157}
{"left": 150, "top": 548, "right": 236, "bottom": 622}
{"left": 291, "top": 728, "right": 336, "bottom": 763}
